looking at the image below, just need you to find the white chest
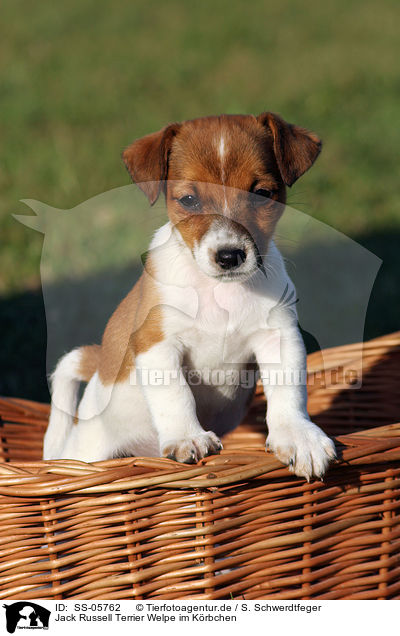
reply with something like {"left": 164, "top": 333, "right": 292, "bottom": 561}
{"left": 162, "top": 281, "right": 272, "bottom": 369}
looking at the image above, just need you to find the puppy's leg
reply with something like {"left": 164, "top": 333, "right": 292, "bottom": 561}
{"left": 135, "top": 341, "right": 223, "bottom": 463}
{"left": 58, "top": 372, "right": 155, "bottom": 462}
{"left": 44, "top": 348, "right": 84, "bottom": 460}
{"left": 253, "top": 323, "right": 336, "bottom": 481}
{"left": 56, "top": 372, "right": 112, "bottom": 462}
{"left": 58, "top": 415, "right": 110, "bottom": 462}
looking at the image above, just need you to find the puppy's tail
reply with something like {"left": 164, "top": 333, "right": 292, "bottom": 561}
{"left": 43, "top": 346, "right": 99, "bottom": 460}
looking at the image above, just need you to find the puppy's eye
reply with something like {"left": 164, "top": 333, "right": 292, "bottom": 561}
{"left": 179, "top": 195, "right": 201, "bottom": 211}
{"left": 252, "top": 189, "right": 273, "bottom": 206}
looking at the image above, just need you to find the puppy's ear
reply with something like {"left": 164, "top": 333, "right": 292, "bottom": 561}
{"left": 257, "top": 112, "right": 322, "bottom": 186}
{"left": 122, "top": 123, "right": 181, "bottom": 204}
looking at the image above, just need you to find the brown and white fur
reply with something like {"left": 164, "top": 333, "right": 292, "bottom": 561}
{"left": 43, "top": 113, "right": 336, "bottom": 480}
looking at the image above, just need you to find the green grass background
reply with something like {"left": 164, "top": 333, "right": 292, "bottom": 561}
{"left": 1, "top": 0, "right": 399, "bottom": 400}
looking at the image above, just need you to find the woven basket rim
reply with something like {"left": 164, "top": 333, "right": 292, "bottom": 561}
{"left": 1, "top": 331, "right": 400, "bottom": 495}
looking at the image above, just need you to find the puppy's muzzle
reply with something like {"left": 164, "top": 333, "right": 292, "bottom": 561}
{"left": 215, "top": 247, "right": 247, "bottom": 271}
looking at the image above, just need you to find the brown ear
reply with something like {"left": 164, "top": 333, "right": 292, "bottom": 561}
{"left": 122, "top": 122, "right": 181, "bottom": 204}
{"left": 257, "top": 112, "right": 322, "bottom": 186}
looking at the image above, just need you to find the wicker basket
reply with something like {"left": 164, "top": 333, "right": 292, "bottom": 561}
{"left": 1, "top": 332, "right": 400, "bottom": 600}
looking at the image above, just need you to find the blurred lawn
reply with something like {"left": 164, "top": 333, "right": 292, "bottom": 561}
{"left": 0, "top": 0, "right": 399, "bottom": 399}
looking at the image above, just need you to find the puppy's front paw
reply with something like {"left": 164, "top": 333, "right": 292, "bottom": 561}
{"left": 162, "top": 431, "right": 223, "bottom": 464}
{"left": 266, "top": 419, "right": 336, "bottom": 481}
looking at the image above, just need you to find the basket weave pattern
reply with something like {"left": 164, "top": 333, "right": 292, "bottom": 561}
{"left": 0, "top": 333, "right": 400, "bottom": 600}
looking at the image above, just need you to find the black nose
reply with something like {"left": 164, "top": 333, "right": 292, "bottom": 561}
{"left": 215, "top": 248, "right": 247, "bottom": 270}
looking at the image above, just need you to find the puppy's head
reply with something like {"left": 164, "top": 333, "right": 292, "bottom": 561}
{"left": 123, "top": 113, "right": 321, "bottom": 281}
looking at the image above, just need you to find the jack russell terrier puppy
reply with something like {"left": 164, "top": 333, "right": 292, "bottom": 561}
{"left": 43, "top": 112, "right": 336, "bottom": 480}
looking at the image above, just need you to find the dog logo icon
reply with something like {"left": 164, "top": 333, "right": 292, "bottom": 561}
{"left": 3, "top": 602, "right": 50, "bottom": 633}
